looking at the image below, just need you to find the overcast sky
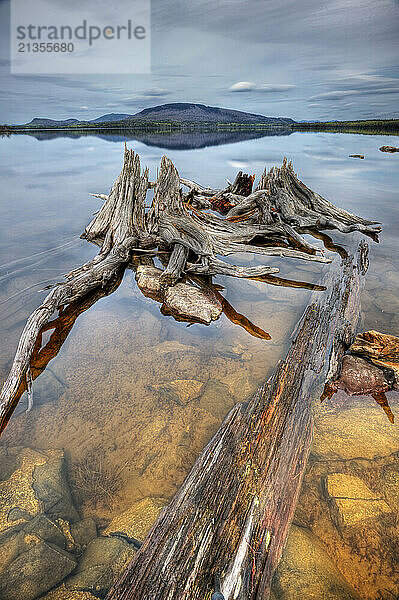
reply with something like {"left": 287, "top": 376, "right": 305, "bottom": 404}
{"left": 0, "top": 0, "right": 398, "bottom": 123}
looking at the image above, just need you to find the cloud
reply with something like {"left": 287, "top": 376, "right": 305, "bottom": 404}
{"left": 229, "top": 81, "right": 257, "bottom": 92}
{"left": 309, "top": 87, "right": 399, "bottom": 102}
{"left": 308, "top": 75, "right": 399, "bottom": 103}
{"left": 141, "top": 87, "right": 170, "bottom": 97}
{"left": 229, "top": 81, "right": 296, "bottom": 93}
{"left": 80, "top": 105, "right": 89, "bottom": 109}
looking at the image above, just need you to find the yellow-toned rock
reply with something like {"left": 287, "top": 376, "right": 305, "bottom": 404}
{"left": 325, "top": 473, "right": 392, "bottom": 527}
{"left": 104, "top": 496, "right": 167, "bottom": 542}
{"left": 0, "top": 448, "right": 47, "bottom": 534}
{"left": 41, "top": 583, "right": 98, "bottom": 600}
{"left": 312, "top": 397, "right": 399, "bottom": 460}
{"left": 272, "top": 524, "right": 360, "bottom": 599}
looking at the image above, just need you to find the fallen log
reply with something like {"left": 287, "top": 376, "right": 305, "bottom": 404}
{"left": 107, "top": 239, "right": 369, "bottom": 600}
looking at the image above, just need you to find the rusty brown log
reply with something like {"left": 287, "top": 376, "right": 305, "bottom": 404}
{"left": 107, "top": 239, "right": 368, "bottom": 600}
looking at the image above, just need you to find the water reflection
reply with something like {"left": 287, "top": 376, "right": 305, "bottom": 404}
{"left": 1, "top": 277, "right": 123, "bottom": 433}
{"left": 2, "top": 127, "right": 293, "bottom": 150}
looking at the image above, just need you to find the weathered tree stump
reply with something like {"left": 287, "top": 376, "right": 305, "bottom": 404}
{"left": 0, "top": 146, "right": 378, "bottom": 435}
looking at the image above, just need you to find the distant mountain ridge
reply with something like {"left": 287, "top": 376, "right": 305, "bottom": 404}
{"left": 17, "top": 103, "right": 295, "bottom": 128}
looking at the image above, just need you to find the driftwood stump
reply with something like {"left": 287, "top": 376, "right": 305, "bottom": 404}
{"left": 0, "top": 147, "right": 379, "bottom": 431}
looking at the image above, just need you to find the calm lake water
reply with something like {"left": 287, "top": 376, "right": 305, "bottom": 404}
{"left": 0, "top": 130, "right": 398, "bottom": 600}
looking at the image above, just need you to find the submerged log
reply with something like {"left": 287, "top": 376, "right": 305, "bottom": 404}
{"left": 107, "top": 240, "right": 369, "bottom": 600}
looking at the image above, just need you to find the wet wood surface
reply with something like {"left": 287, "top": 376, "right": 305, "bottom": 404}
{"left": 107, "top": 240, "right": 369, "bottom": 600}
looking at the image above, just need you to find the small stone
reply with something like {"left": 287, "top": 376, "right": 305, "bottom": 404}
{"left": 65, "top": 536, "right": 135, "bottom": 597}
{"left": 103, "top": 497, "right": 167, "bottom": 542}
{"left": 0, "top": 541, "right": 77, "bottom": 600}
{"left": 324, "top": 473, "right": 392, "bottom": 528}
{"left": 152, "top": 379, "right": 204, "bottom": 405}
{"left": 40, "top": 582, "right": 98, "bottom": 600}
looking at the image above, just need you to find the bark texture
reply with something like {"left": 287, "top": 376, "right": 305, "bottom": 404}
{"left": 107, "top": 240, "right": 368, "bottom": 600}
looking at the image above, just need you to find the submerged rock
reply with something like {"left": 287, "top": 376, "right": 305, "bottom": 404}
{"left": 0, "top": 530, "right": 27, "bottom": 573}
{"left": 70, "top": 518, "right": 97, "bottom": 547}
{"left": 271, "top": 524, "right": 360, "bottom": 599}
{"left": 380, "top": 464, "right": 399, "bottom": 512}
{"left": 198, "top": 379, "right": 235, "bottom": 421}
{"left": 32, "top": 451, "right": 79, "bottom": 523}
{"left": 41, "top": 583, "right": 98, "bottom": 600}
{"left": 162, "top": 282, "right": 223, "bottom": 325}
{"left": 103, "top": 496, "right": 167, "bottom": 542}
{"left": 65, "top": 536, "right": 135, "bottom": 597}
{"left": 0, "top": 448, "right": 47, "bottom": 535}
{"left": 0, "top": 540, "right": 77, "bottom": 600}
{"left": 324, "top": 473, "right": 392, "bottom": 529}
{"left": 0, "top": 445, "right": 85, "bottom": 599}
{"left": 312, "top": 394, "right": 399, "bottom": 460}
{"left": 152, "top": 379, "right": 204, "bottom": 406}
{"left": 23, "top": 514, "right": 67, "bottom": 549}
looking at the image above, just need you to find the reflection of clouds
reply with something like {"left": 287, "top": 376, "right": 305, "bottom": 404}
{"left": 228, "top": 159, "right": 272, "bottom": 170}
{"left": 228, "top": 160, "right": 250, "bottom": 169}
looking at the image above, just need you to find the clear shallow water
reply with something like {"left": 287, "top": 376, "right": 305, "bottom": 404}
{"left": 0, "top": 131, "right": 398, "bottom": 599}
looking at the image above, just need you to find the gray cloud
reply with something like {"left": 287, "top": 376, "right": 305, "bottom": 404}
{"left": 309, "top": 87, "right": 399, "bottom": 101}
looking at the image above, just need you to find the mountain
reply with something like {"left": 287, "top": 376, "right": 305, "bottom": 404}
{"left": 24, "top": 118, "right": 79, "bottom": 126}
{"left": 123, "top": 103, "right": 295, "bottom": 125}
{"left": 90, "top": 113, "right": 131, "bottom": 123}
{"left": 14, "top": 103, "right": 295, "bottom": 128}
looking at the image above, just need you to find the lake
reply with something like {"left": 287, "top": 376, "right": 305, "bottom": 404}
{"left": 0, "top": 130, "right": 398, "bottom": 600}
